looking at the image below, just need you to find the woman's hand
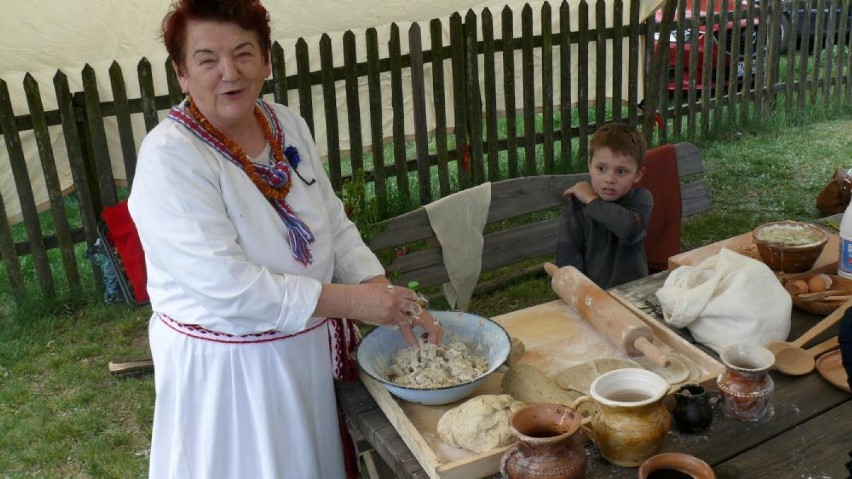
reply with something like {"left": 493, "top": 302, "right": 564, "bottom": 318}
{"left": 315, "top": 281, "right": 444, "bottom": 347}
{"left": 357, "top": 283, "right": 444, "bottom": 347}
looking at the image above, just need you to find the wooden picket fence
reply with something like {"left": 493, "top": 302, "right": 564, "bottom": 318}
{"left": 1, "top": 0, "right": 850, "bottom": 303}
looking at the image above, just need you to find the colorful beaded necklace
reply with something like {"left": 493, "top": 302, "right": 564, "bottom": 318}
{"left": 168, "top": 98, "right": 315, "bottom": 266}
{"left": 186, "top": 98, "right": 291, "bottom": 201}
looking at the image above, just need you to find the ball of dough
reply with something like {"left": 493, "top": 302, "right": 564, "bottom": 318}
{"left": 437, "top": 394, "right": 526, "bottom": 453}
{"left": 785, "top": 279, "right": 809, "bottom": 296}
{"left": 807, "top": 274, "right": 832, "bottom": 293}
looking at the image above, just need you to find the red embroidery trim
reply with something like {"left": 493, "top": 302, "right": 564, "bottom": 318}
{"left": 157, "top": 312, "right": 327, "bottom": 344}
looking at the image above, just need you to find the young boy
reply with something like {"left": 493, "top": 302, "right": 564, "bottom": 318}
{"left": 555, "top": 123, "right": 652, "bottom": 289}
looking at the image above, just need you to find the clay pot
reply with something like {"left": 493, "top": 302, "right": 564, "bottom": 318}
{"left": 500, "top": 402, "right": 587, "bottom": 479}
{"left": 752, "top": 221, "right": 827, "bottom": 273}
{"left": 571, "top": 368, "right": 671, "bottom": 467}
{"left": 638, "top": 452, "right": 716, "bottom": 479}
{"left": 672, "top": 384, "right": 714, "bottom": 434}
{"left": 717, "top": 343, "right": 775, "bottom": 422}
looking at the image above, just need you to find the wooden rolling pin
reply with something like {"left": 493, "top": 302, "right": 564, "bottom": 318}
{"left": 544, "top": 263, "right": 670, "bottom": 367}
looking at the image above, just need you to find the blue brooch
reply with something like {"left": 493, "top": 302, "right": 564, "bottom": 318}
{"left": 284, "top": 146, "right": 301, "bottom": 169}
{"left": 285, "top": 145, "right": 316, "bottom": 186}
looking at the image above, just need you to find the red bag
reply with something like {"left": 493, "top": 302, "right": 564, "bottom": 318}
{"left": 101, "top": 200, "right": 149, "bottom": 303}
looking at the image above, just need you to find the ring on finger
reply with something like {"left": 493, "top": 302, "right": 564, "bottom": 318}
{"left": 387, "top": 284, "right": 395, "bottom": 293}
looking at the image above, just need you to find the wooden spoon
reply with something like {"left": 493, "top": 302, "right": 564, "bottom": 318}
{"left": 774, "top": 336, "right": 839, "bottom": 376}
{"left": 767, "top": 297, "right": 852, "bottom": 353}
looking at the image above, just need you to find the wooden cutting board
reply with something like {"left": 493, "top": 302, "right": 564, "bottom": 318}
{"left": 667, "top": 230, "right": 840, "bottom": 271}
{"left": 360, "top": 300, "right": 724, "bottom": 479}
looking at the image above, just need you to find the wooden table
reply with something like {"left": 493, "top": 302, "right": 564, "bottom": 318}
{"left": 338, "top": 271, "right": 852, "bottom": 479}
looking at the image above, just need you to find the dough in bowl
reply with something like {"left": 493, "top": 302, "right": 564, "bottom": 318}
{"left": 437, "top": 394, "right": 526, "bottom": 453}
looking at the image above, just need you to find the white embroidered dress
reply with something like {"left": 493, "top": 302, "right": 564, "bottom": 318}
{"left": 128, "top": 101, "right": 383, "bottom": 479}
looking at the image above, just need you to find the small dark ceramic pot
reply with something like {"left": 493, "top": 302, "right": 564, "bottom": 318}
{"left": 672, "top": 384, "right": 714, "bottom": 433}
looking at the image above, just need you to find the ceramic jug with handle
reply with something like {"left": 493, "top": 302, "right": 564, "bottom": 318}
{"left": 571, "top": 368, "right": 671, "bottom": 467}
{"left": 500, "top": 402, "right": 587, "bottom": 479}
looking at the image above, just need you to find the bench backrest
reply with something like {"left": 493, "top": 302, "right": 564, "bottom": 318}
{"left": 369, "top": 142, "right": 710, "bottom": 290}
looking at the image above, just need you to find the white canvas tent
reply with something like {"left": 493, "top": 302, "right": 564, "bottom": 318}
{"left": 1, "top": 0, "right": 663, "bottom": 224}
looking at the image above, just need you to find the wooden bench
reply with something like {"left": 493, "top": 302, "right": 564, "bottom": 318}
{"left": 368, "top": 142, "right": 711, "bottom": 294}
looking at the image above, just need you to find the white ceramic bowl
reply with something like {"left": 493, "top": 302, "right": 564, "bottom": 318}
{"left": 357, "top": 310, "right": 511, "bottom": 405}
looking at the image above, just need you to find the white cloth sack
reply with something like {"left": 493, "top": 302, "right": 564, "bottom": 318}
{"left": 656, "top": 248, "right": 791, "bottom": 353}
{"left": 424, "top": 182, "right": 492, "bottom": 311}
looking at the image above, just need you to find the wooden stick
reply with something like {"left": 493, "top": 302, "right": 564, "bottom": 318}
{"left": 823, "top": 295, "right": 852, "bottom": 302}
{"left": 109, "top": 358, "right": 154, "bottom": 375}
{"left": 796, "top": 289, "right": 846, "bottom": 302}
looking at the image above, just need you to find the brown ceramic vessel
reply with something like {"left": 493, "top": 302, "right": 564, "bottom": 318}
{"left": 638, "top": 452, "right": 716, "bottom": 479}
{"left": 752, "top": 220, "right": 827, "bottom": 273}
{"left": 571, "top": 368, "right": 671, "bottom": 467}
{"left": 500, "top": 402, "right": 587, "bottom": 479}
{"left": 717, "top": 343, "right": 775, "bottom": 421}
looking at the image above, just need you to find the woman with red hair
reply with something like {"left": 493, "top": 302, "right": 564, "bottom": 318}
{"left": 128, "top": 1, "right": 442, "bottom": 477}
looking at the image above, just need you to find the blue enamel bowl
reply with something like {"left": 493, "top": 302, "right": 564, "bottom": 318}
{"left": 357, "top": 310, "right": 511, "bottom": 406}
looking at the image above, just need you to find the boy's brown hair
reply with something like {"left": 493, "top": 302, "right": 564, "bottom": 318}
{"left": 588, "top": 122, "right": 647, "bottom": 168}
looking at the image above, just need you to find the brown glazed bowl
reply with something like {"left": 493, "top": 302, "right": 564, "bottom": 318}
{"left": 638, "top": 452, "right": 716, "bottom": 479}
{"left": 752, "top": 221, "right": 828, "bottom": 273}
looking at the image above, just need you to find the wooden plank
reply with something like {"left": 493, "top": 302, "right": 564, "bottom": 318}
{"left": 822, "top": 0, "right": 837, "bottom": 107}
{"left": 343, "top": 31, "right": 364, "bottom": 188}
{"left": 686, "top": 0, "right": 700, "bottom": 139}
{"left": 627, "top": 0, "right": 641, "bottom": 124}
{"left": 712, "top": 4, "right": 728, "bottom": 126}
{"left": 595, "top": 0, "right": 607, "bottom": 128}
{"left": 521, "top": 5, "right": 536, "bottom": 176}
{"left": 756, "top": 1, "right": 770, "bottom": 116}
{"left": 611, "top": 0, "right": 624, "bottom": 123}
{"left": 577, "top": 0, "right": 590, "bottom": 160}
{"left": 464, "top": 11, "right": 485, "bottom": 185}
{"left": 295, "top": 38, "right": 314, "bottom": 135}
{"left": 0, "top": 79, "right": 54, "bottom": 295}
{"left": 811, "top": 0, "right": 827, "bottom": 104}
{"left": 0, "top": 186, "right": 25, "bottom": 299}
{"left": 319, "top": 34, "right": 342, "bottom": 191}
{"left": 741, "top": 0, "right": 756, "bottom": 124}
{"left": 501, "top": 7, "right": 519, "bottom": 178}
{"left": 449, "top": 13, "right": 470, "bottom": 188}
{"left": 270, "top": 42, "right": 289, "bottom": 106}
{"left": 409, "top": 23, "right": 432, "bottom": 205}
{"left": 671, "top": 0, "right": 686, "bottom": 137}
{"left": 430, "top": 19, "right": 451, "bottom": 197}
{"left": 700, "top": 0, "right": 714, "bottom": 137}
{"left": 559, "top": 0, "right": 573, "bottom": 170}
{"left": 834, "top": 0, "right": 851, "bottom": 109}
{"left": 108, "top": 61, "right": 138, "bottom": 188}
{"left": 783, "top": 0, "right": 798, "bottom": 114}
{"left": 716, "top": 399, "right": 852, "bottom": 476}
{"left": 53, "top": 72, "right": 99, "bottom": 253}
{"left": 24, "top": 73, "right": 81, "bottom": 295}
{"left": 541, "top": 3, "right": 555, "bottom": 174}
{"left": 481, "top": 9, "right": 500, "bottom": 182}
{"left": 137, "top": 58, "right": 160, "bottom": 133}
{"left": 389, "top": 23, "right": 411, "bottom": 208}
{"left": 727, "top": 4, "right": 743, "bottom": 123}
{"left": 365, "top": 28, "right": 387, "bottom": 213}
{"left": 82, "top": 64, "right": 118, "bottom": 208}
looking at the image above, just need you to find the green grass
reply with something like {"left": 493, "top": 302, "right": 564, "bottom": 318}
{"left": 2, "top": 104, "right": 852, "bottom": 477}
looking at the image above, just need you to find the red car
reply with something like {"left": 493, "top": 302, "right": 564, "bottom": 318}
{"left": 655, "top": 0, "right": 760, "bottom": 93}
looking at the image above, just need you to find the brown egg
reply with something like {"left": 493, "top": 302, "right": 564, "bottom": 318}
{"left": 785, "top": 279, "right": 809, "bottom": 296}
{"left": 807, "top": 274, "right": 832, "bottom": 293}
